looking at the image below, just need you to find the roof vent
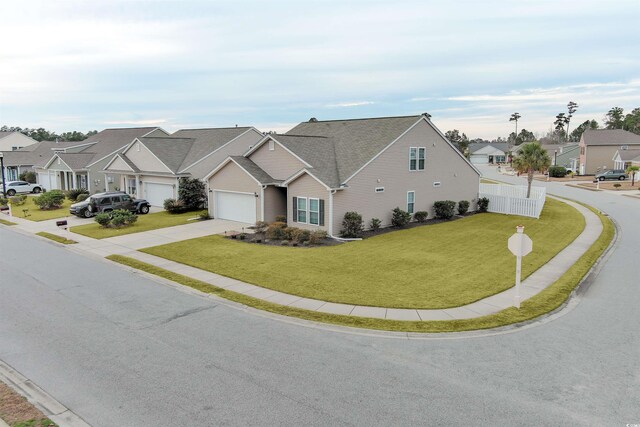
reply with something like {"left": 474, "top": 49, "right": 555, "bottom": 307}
{"left": 309, "top": 117, "right": 318, "bottom": 122}
{"left": 422, "top": 112, "right": 432, "bottom": 119}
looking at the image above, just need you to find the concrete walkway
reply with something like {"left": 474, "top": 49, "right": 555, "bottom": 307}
{"left": 1, "top": 197, "right": 603, "bottom": 321}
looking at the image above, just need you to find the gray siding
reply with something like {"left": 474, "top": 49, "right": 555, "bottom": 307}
{"left": 332, "top": 120, "right": 479, "bottom": 235}
{"left": 208, "top": 161, "right": 261, "bottom": 221}
{"left": 249, "top": 140, "right": 305, "bottom": 180}
{"left": 287, "top": 173, "right": 330, "bottom": 232}
{"left": 263, "top": 186, "right": 286, "bottom": 223}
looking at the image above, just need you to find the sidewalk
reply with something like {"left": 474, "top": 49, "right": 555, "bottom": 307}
{"left": 1, "top": 197, "right": 602, "bottom": 321}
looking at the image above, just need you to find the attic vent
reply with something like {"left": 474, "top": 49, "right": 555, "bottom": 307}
{"left": 309, "top": 117, "right": 318, "bottom": 122}
{"left": 621, "top": 145, "right": 629, "bottom": 150}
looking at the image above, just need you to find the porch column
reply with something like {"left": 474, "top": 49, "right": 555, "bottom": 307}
{"left": 72, "top": 172, "right": 78, "bottom": 189}
{"left": 104, "top": 173, "right": 110, "bottom": 191}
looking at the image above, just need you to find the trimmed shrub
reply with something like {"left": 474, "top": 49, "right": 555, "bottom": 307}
{"left": 65, "top": 188, "right": 88, "bottom": 202}
{"left": 266, "top": 221, "right": 287, "bottom": 240}
{"left": 253, "top": 221, "right": 269, "bottom": 235}
{"left": 75, "top": 193, "right": 89, "bottom": 202}
{"left": 341, "top": 211, "right": 364, "bottom": 238}
{"left": 163, "top": 198, "right": 186, "bottom": 214}
{"left": 178, "top": 177, "right": 206, "bottom": 210}
{"left": 33, "top": 190, "right": 65, "bottom": 210}
{"left": 548, "top": 166, "right": 567, "bottom": 178}
{"left": 369, "top": 217, "right": 382, "bottom": 231}
{"left": 110, "top": 209, "right": 138, "bottom": 227}
{"left": 0, "top": 197, "right": 8, "bottom": 207}
{"left": 391, "top": 207, "right": 411, "bottom": 227}
{"left": 9, "top": 195, "right": 27, "bottom": 206}
{"left": 434, "top": 200, "right": 456, "bottom": 220}
{"left": 281, "top": 240, "right": 290, "bottom": 246}
{"left": 275, "top": 215, "right": 287, "bottom": 223}
{"left": 293, "top": 228, "right": 311, "bottom": 243}
{"left": 414, "top": 211, "right": 429, "bottom": 223}
{"left": 309, "top": 230, "right": 328, "bottom": 245}
{"left": 95, "top": 212, "right": 111, "bottom": 227}
{"left": 198, "top": 211, "right": 211, "bottom": 220}
{"left": 613, "top": 183, "right": 621, "bottom": 190}
{"left": 457, "top": 200, "right": 470, "bottom": 215}
{"left": 18, "top": 171, "right": 36, "bottom": 183}
{"left": 477, "top": 197, "right": 489, "bottom": 213}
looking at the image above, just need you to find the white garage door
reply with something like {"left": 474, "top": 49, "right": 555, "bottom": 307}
{"left": 470, "top": 155, "right": 488, "bottom": 165}
{"left": 144, "top": 183, "right": 174, "bottom": 207}
{"left": 215, "top": 191, "right": 256, "bottom": 224}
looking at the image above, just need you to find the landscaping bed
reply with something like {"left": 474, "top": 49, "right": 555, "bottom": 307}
{"left": 141, "top": 198, "right": 585, "bottom": 309}
{"left": 0, "top": 381, "right": 57, "bottom": 427}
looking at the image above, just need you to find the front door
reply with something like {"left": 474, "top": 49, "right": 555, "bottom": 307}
{"left": 488, "top": 155, "right": 494, "bottom": 164}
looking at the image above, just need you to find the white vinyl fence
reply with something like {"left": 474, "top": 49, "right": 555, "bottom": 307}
{"left": 479, "top": 184, "right": 546, "bottom": 219}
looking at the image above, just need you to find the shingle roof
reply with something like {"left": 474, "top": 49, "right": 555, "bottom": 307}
{"left": 230, "top": 156, "right": 281, "bottom": 184}
{"left": 0, "top": 131, "right": 15, "bottom": 139}
{"left": 172, "top": 127, "right": 255, "bottom": 172}
{"left": 615, "top": 148, "right": 640, "bottom": 161}
{"left": 56, "top": 153, "right": 96, "bottom": 170}
{"left": 581, "top": 129, "right": 640, "bottom": 146}
{"left": 106, "top": 153, "right": 141, "bottom": 173}
{"left": 137, "top": 137, "right": 195, "bottom": 173}
{"left": 2, "top": 140, "right": 86, "bottom": 167}
{"left": 468, "top": 142, "right": 508, "bottom": 154}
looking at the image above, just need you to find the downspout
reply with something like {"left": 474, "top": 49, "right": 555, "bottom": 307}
{"left": 328, "top": 189, "right": 337, "bottom": 237}
{"left": 261, "top": 185, "right": 266, "bottom": 222}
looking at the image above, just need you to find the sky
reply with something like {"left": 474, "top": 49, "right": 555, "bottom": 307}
{"left": 1, "top": 0, "right": 639, "bottom": 139}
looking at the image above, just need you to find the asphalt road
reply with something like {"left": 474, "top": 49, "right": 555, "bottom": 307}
{"left": 0, "top": 167, "right": 638, "bottom": 426}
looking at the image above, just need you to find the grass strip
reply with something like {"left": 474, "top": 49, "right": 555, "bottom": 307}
{"left": 0, "top": 219, "right": 17, "bottom": 226}
{"left": 106, "top": 207, "right": 613, "bottom": 333}
{"left": 36, "top": 231, "right": 77, "bottom": 244}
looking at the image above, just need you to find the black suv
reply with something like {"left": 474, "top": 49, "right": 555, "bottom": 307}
{"left": 70, "top": 191, "right": 151, "bottom": 218}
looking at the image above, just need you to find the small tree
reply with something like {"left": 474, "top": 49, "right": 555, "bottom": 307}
{"left": 626, "top": 165, "right": 640, "bottom": 186}
{"left": 178, "top": 177, "right": 206, "bottom": 210}
{"left": 341, "top": 211, "right": 364, "bottom": 238}
{"left": 369, "top": 218, "right": 382, "bottom": 231}
{"left": 391, "top": 207, "right": 411, "bottom": 227}
{"left": 457, "top": 200, "right": 470, "bottom": 215}
{"left": 433, "top": 201, "right": 456, "bottom": 220}
{"left": 512, "top": 142, "right": 551, "bottom": 198}
{"left": 477, "top": 197, "right": 489, "bottom": 213}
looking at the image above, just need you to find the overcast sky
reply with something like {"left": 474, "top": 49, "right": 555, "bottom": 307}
{"left": 1, "top": 0, "right": 639, "bottom": 139}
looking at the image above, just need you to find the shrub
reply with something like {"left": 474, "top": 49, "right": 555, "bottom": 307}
{"left": 9, "top": 195, "right": 27, "bottom": 206}
{"left": 391, "top": 207, "right": 411, "bottom": 227}
{"left": 369, "top": 217, "right": 382, "bottom": 231}
{"left": 75, "top": 193, "right": 89, "bottom": 202}
{"left": 281, "top": 240, "right": 289, "bottom": 246}
{"left": 457, "top": 200, "right": 470, "bottom": 215}
{"left": 477, "top": 197, "right": 489, "bottom": 213}
{"left": 291, "top": 228, "right": 311, "bottom": 243}
{"left": 95, "top": 212, "right": 111, "bottom": 227}
{"left": 341, "top": 211, "right": 363, "bottom": 238}
{"left": 18, "top": 171, "right": 37, "bottom": 183}
{"left": 0, "top": 197, "right": 8, "bottom": 207}
{"left": 309, "top": 230, "right": 328, "bottom": 245}
{"left": 266, "top": 221, "right": 287, "bottom": 239}
{"left": 302, "top": 241, "right": 310, "bottom": 247}
{"left": 239, "top": 233, "right": 247, "bottom": 240}
{"left": 198, "top": 211, "right": 211, "bottom": 220}
{"left": 434, "top": 200, "right": 456, "bottom": 220}
{"left": 164, "top": 198, "right": 186, "bottom": 214}
{"left": 178, "top": 177, "right": 206, "bottom": 210}
{"left": 275, "top": 215, "right": 287, "bottom": 223}
{"left": 253, "top": 221, "right": 269, "bottom": 235}
{"left": 33, "top": 190, "right": 65, "bottom": 210}
{"left": 613, "top": 183, "right": 621, "bottom": 190}
{"left": 65, "top": 188, "right": 88, "bottom": 202}
{"left": 548, "top": 166, "right": 567, "bottom": 178}
{"left": 283, "top": 226, "right": 297, "bottom": 240}
{"left": 110, "top": 209, "right": 138, "bottom": 227}
{"left": 414, "top": 211, "right": 429, "bottom": 223}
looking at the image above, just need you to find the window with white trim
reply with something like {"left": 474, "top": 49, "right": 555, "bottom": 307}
{"left": 407, "top": 191, "right": 415, "bottom": 214}
{"left": 309, "top": 198, "right": 319, "bottom": 225}
{"left": 297, "top": 197, "right": 307, "bottom": 223}
{"left": 409, "top": 147, "right": 426, "bottom": 171}
{"left": 269, "top": 140, "right": 275, "bottom": 151}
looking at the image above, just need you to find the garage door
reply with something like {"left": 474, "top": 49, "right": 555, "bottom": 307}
{"left": 470, "top": 155, "right": 488, "bottom": 164}
{"left": 144, "top": 183, "right": 174, "bottom": 207}
{"left": 215, "top": 191, "right": 256, "bottom": 224}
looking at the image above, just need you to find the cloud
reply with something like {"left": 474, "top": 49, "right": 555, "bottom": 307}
{"left": 326, "top": 101, "right": 375, "bottom": 108}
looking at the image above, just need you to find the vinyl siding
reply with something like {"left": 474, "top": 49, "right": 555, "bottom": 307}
{"left": 207, "top": 161, "right": 261, "bottom": 221}
{"left": 105, "top": 156, "right": 135, "bottom": 172}
{"left": 89, "top": 156, "right": 122, "bottom": 193}
{"left": 332, "top": 120, "right": 479, "bottom": 235}
{"left": 125, "top": 140, "right": 173, "bottom": 173}
{"left": 287, "top": 173, "right": 330, "bottom": 232}
{"left": 0, "top": 133, "right": 38, "bottom": 151}
{"left": 582, "top": 144, "right": 640, "bottom": 174}
{"left": 249, "top": 140, "right": 305, "bottom": 180}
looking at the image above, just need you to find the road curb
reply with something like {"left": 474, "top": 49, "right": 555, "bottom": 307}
{"left": 0, "top": 360, "right": 91, "bottom": 427}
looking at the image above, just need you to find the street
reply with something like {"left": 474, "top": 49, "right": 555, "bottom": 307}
{"left": 1, "top": 167, "right": 638, "bottom": 426}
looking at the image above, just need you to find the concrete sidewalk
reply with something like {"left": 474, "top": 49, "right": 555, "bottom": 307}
{"left": 1, "top": 196, "right": 603, "bottom": 321}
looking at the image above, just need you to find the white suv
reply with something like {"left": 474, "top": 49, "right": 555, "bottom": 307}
{"left": 4, "top": 180, "right": 43, "bottom": 196}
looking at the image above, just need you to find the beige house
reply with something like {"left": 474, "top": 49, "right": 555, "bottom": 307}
{"left": 612, "top": 148, "right": 640, "bottom": 181}
{"left": 103, "top": 127, "right": 264, "bottom": 206}
{"left": 206, "top": 114, "right": 481, "bottom": 236}
{"left": 579, "top": 129, "right": 640, "bottom": 175}
{"left": 0, "top": 131, "right": 38, "bottom": 152}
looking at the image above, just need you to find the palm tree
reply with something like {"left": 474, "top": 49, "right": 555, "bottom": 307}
{"left": 509, "top": 113, "right": 521, "bottom": 152}
{"left": 626, "top": 165, "right": 640, "bottom": 186}
{"left": 512, "top": 142, "right": 551, "bottom": 198}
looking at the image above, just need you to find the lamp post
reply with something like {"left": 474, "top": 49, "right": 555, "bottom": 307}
{"left": 554, "top": 149, "right": 557, "bottom": 166}
{"left": 0, "top": 152, "right": 6, "bottom": 197}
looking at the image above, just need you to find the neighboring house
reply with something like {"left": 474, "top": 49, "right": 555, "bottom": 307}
{"left": 0, "top": 131, "right": 38, "bottom": 152}
{"left": 468, "top": 143, "right": 508, "bottom": 164}
{"left": 103, "top": 127, "right": 263, "bottom": 206}
{"left": 0, "top": 140, "right": 86, "bottom": 183}
{"left": 553, "top": 144, "right": 580, "bottom": 172}
{"left": 206, "top": 114, "right": 481, "bottom": 235}
{"left": 34, "top": 127, "right": 167, "bottom": 193}
{"left": 612, "top": 148, "right": 640, "bottom": 181}
{"left": 578, "top": 129, "right": 640, "bottom": 175}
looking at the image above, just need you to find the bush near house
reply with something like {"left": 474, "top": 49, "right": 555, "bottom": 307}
{"left": 163, "top": 198, "right": 187, "bottom": 214}
{"left": 391, "top": 207, "right": 411, "bottom": 227}
{"left": 178, "top": 177, "right": 206, "bottom": 210}
{"left": 33, "top": 190, "right": 65, "bottom": 210}
{"left": 369, "top": 217, "right": 381, "bottom": 231}
{"left": 309, "top": 230, "right": 328, "bottom": 244}
{"left": 18, "top": 171, "right": 37, "bottom": 183}
{"left": 76, "top": 193, "right": 89, "bottom": 202}
{"left": 95, "top": 209, "right": 138, "bottom": 228}
{"left": 266, "top": 221, "right": 287, "bottom": 239}
{"left": 457, "top": 200, "right": 470, "bottom": 215}
{"left": 477, "top": 197, "right": 489, "bottom": 213}
{"left": 341, "top": 211, "right": 364, "bottom": 238}
{"left": 65, "top": 188, "right": 89, "bottom": 202}
{"left": 548, "top": 166, "right": 567, "bottom": 178}
{"left": 275, "top": 215, "right": 286, "bottom": 223}
{"left": 434, "top": 200, "right": 456, "bottom": 220}
{"left": 413, "top": 211, "right": 429, "bottom": 223}
{"left": 9, "top": 195, "right": 27, "bottom": 206}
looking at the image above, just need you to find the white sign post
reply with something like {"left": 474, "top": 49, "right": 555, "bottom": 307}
{"left": 508, "top": 225, "right": 533, "bottom": 308}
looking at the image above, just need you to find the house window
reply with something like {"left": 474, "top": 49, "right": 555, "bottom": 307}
{"left": 375, "top": 187, "right": 384, "bottom": 193}
{"left": 127, "top": 178, "right": 137, "bottom": 195}
{"left": 409, "top": 147, "right": 426, "bottom": 171}
{"left": 297, "top": 197, "right": 307, "bottom": 223}
{"left": 309, "top": 198, "right": 319, "bottom": 225}
{"left": 269, "top": 140, "right": 275, "bottom": 151}
{"left": 407, "top": 191, "right": 415, "bottom": 214}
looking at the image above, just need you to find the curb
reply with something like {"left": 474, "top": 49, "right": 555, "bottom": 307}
{"left": 0, "top": 360, "right": 90, "bottom": 427}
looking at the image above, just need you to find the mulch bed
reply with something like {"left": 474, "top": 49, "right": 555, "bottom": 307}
{"left": 0, "top": 381, "right": 56, "bottom": 427}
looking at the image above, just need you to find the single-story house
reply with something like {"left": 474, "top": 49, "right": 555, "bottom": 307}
{"left": 579, "top": 129, "right": 640, "bottom": 175}
{"left": 34, "top": 127, "right": 168, "bottom": 193}
{"left": 553, "top": 144, "right": 579, "bottom": 172}
{"left": 468, "top": 143, "right": 508, "bottom": 164}
{"left": 612, "top": 148, "right": 640, "bottom": 181}
{"left": 0, "top": 131, "right": 38, "bottom": 152}
{"left": 206, "top": 114, "right": 481, "bottom": 236}
{"left": 103, "top": 127, "right": 263, "bottom": 206}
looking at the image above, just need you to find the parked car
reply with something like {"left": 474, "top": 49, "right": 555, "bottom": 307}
{"left": 595, "top": 170, "right": 628, "bottom": 181}
{"left": 70, "top": 191, "right": 151, "bottom": 218}
{"left": 3, "top": 180, "right": 43, "bottom": 196}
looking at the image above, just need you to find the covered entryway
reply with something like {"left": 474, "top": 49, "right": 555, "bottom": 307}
{"left": 144, "top": 182, "right": 174, "bottom": 207}
{"left": 214, "top": 191, "right": 256, "bottom": 224}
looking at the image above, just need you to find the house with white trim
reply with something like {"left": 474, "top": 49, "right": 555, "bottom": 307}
{"left": 0, "top": 131, "right": 38, "bottom": 152}
{"left": 468, "top": 143, "right": 508, "bottom": 164}
{"left": 579, "top": 129, "right": 640, "bottom": 175}
{"left": 612, "top": 147, "right": 640, "bottom": 181}
{"left": 102, "top": 127, "right": 264, "bottom": 206}
{"left": 205, "top": 114, "right": 481, "bottom": 235}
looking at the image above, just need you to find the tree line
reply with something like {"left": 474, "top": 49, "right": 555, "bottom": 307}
{"left": 0, "top": 126, "right": 98, "bottom": 142}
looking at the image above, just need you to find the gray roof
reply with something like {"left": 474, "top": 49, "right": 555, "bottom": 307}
{"left": 56, "top": 153, "right": 96, "bottom": 170}
{"left": 581, "top": 129, "right": 640, "bottom": 146}
{"left": 230, "top": 156, "right": 281, "bottom": 184}
{"left": 615, "top": 148, "right": 640, "bottom": 161}
{"left": 468, "top": 142, "right": 508, "bottom": 154}
{"left": 107, "top": 153, "right": 141, "bottom": 173}
{"left": 1, "top": 140, "right": 86, "bottom": 167}
{"left": 0, "top": 131, "right": 15, "bottom": 139}
{"left": 172, "top": 127, "right": 255, "bottom": 172}
{"left": 137, "top": 137, "right": 195, "bottom": 173}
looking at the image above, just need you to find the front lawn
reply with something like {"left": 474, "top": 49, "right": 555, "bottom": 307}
{"left": 11, "top": 196, "right": 73, "bottom": 222}
{"left": 70, "top": 210, "right": 207, "bottom": 239}
{"left": 142, "top": 198, "right": 585, "bottom": 309}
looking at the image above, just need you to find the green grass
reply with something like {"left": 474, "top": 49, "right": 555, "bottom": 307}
{"left": 0, "top": 218, "right": 17, "bottom": 226}
{"left": 106, "top": 205, "right": 613, "bottom": 333}
{"left": 70, "top": 210, "right": 207, "bottom": 239}
{"left": 12, "top": 196, "right": 72, "bottom": 222}
{"left": 141, "top": 198, "right": 584, "bottom": 309}
{"left": 36, "top": 231, "right": 77, "bottom": 244}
